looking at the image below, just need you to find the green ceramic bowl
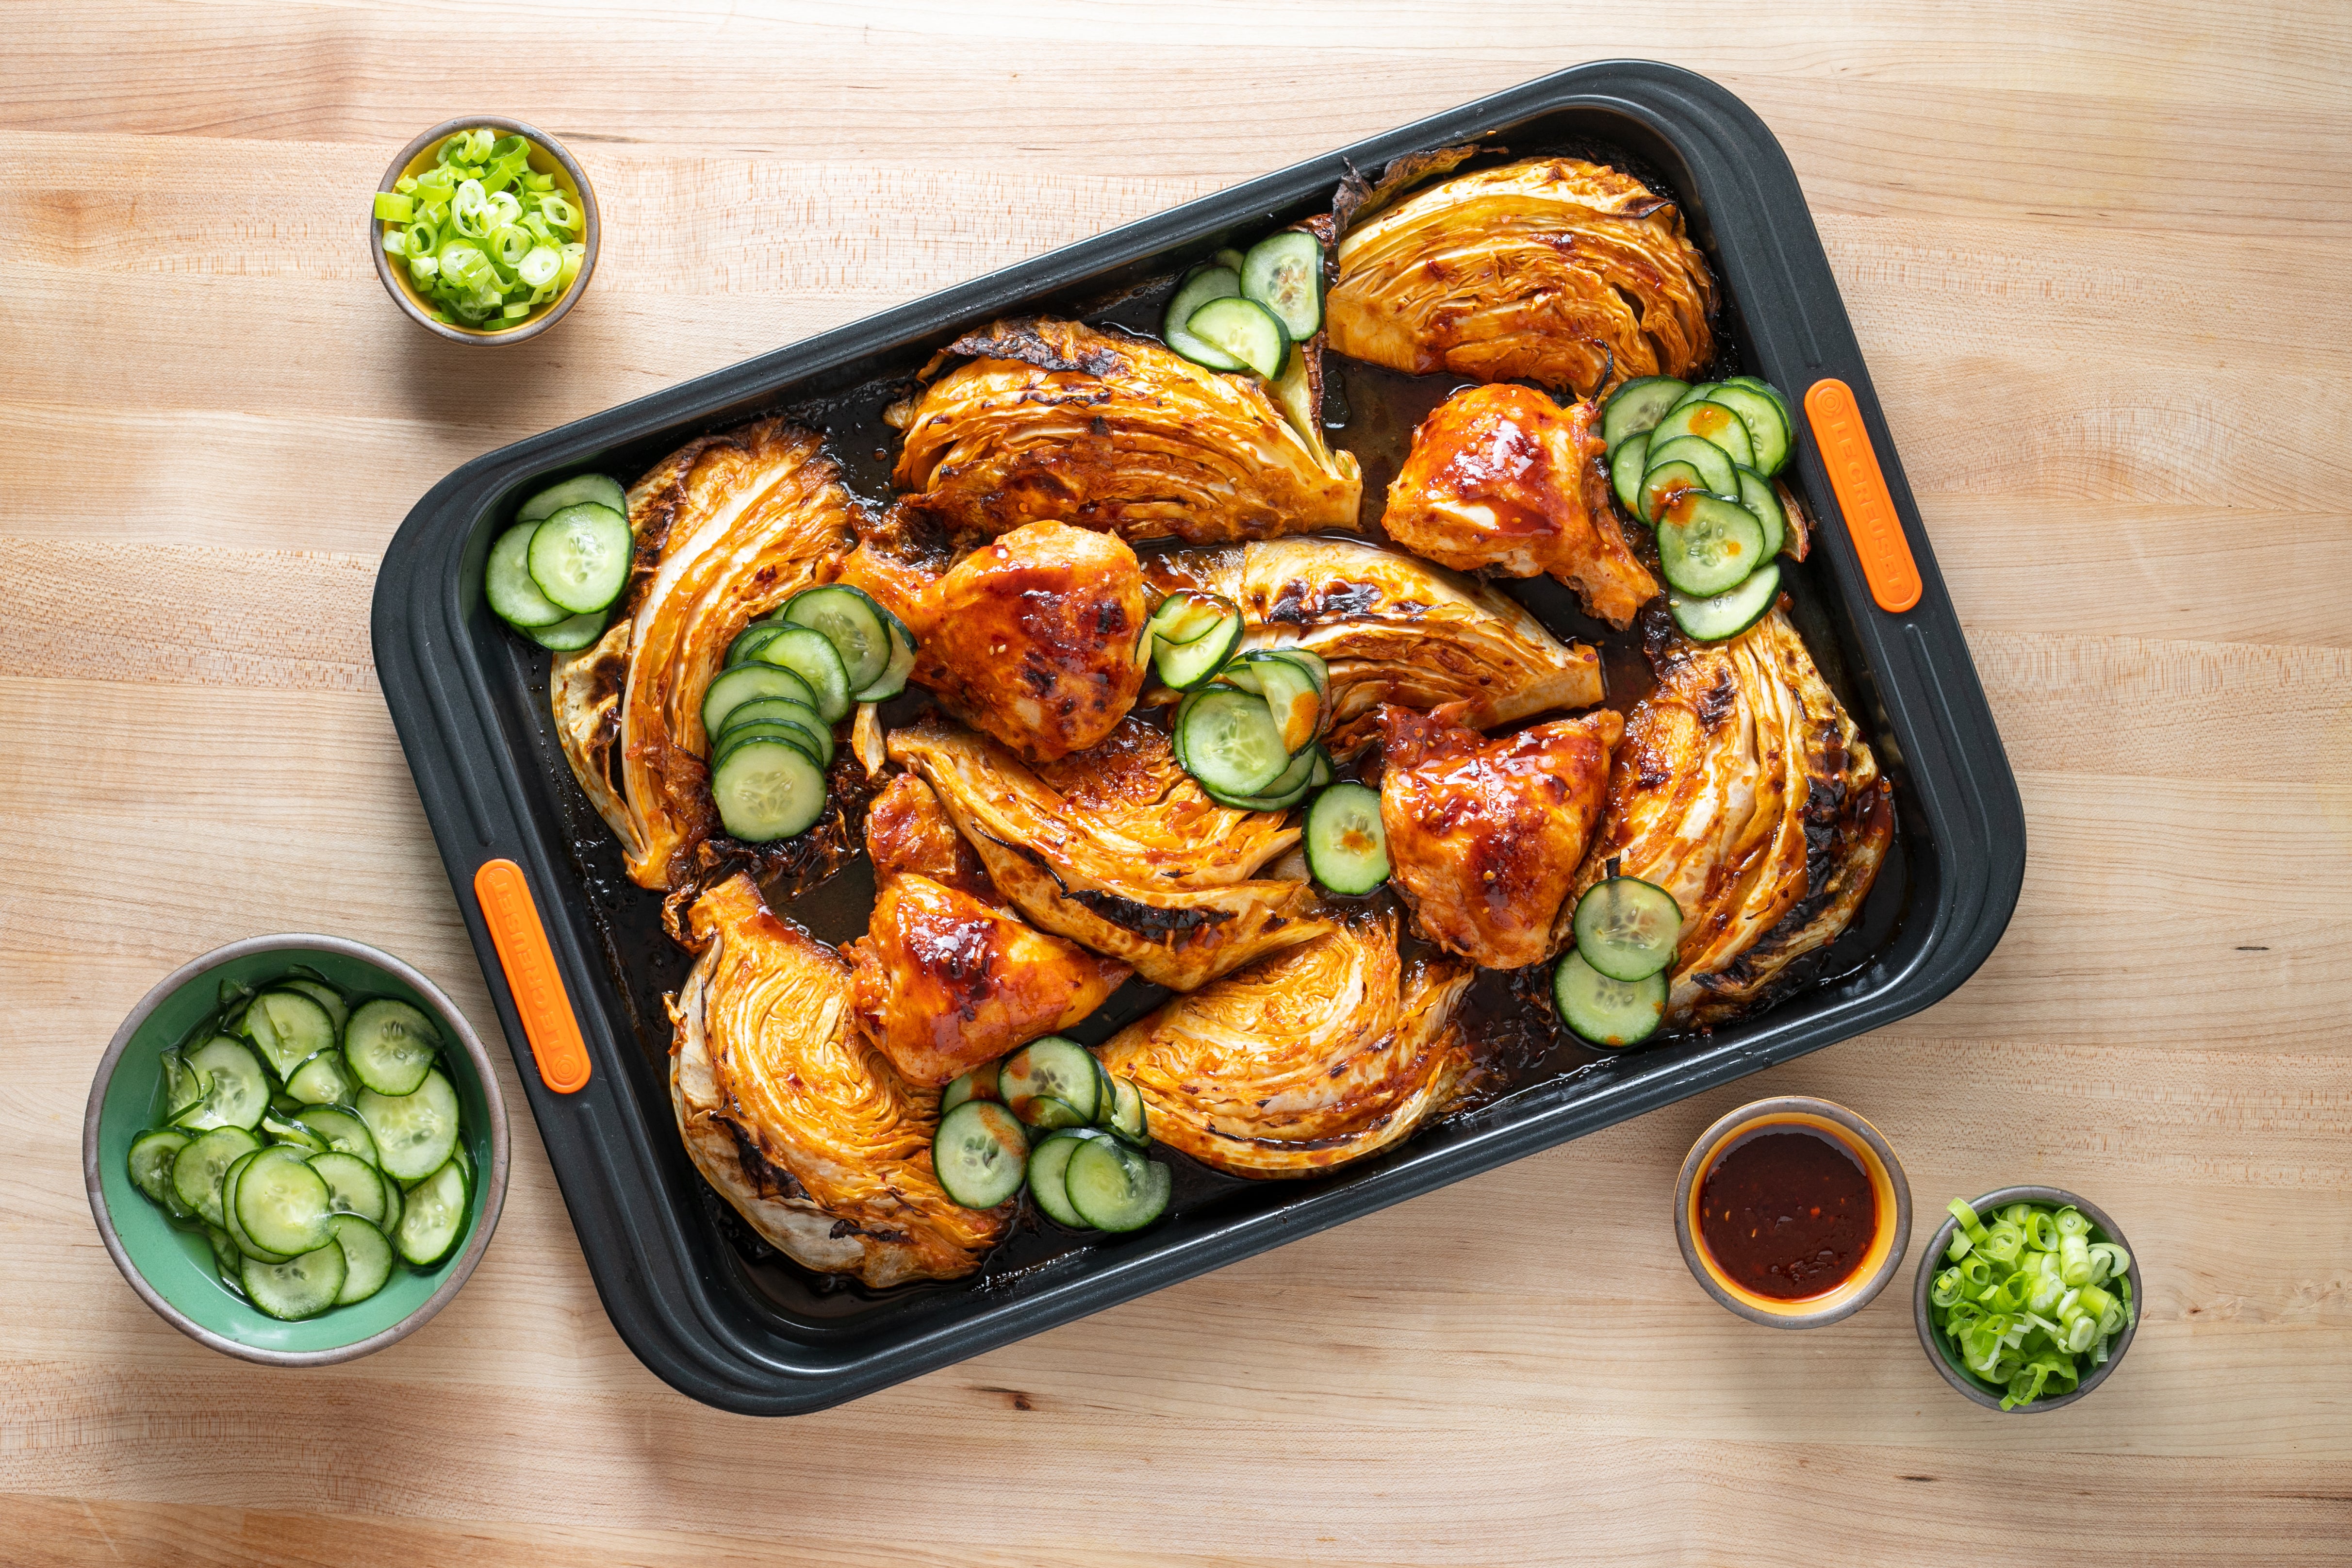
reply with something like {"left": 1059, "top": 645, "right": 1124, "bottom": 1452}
{"left": 82, "top": 935, "right": 509, "bottom": 1365}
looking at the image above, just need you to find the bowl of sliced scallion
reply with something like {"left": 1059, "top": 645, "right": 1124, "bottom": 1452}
{"left": 1914, "top": 1186, "right": 2142, "bottom": 1411}
{"left": 371, "top": 116, "right": 599, "bottom": 345}
{"left": 82, "top": 934, "right": 509, "bottom": 1366}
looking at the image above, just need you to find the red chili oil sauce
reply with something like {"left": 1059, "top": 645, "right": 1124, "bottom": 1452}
{"left": 1697, "top": 1126, "right": 1877, "bottom": 1300}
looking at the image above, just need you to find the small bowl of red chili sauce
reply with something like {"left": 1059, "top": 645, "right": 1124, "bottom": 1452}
{"left": 1673, "top": 1096, "right": 1913, "bottom": 1329}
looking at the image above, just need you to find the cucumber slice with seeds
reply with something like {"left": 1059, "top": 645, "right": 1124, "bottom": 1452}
{"left": 1064, "top": 1137, "right": 1172, "bottom": 1233}
{"left": 484, "top": 523, "right": 569, "bottom": 628}
{"left": 1571, "top": 876, "right": 1684, "bottom": 982}
{"left": 280, "top": 978, "right": 349, "bottom": 1035}
{"left": 1224, "top": 652, "right": 1321, "bottom": 753}
{"left": 1240, "top": 230, "right": 1323, "bottom": 341}
{"left": 393, "top": 1158, "right": 470, "bottom": 1266}
{"left": 710, "top": 736, "right": 828, "bottom": 842}
{"left": 1669, "top": 560, "right": 1782, "bottom": 644}
{"left": 516, "top": 473, "right": 626, "bottom": 524}
{"left": 1554, "top": 952, "right": 1667, "bottom": 1047}
{"left": 1602, "top": 376, "right": 1690, "bottom": 453}
{"left": 1184, "top": 295, "right": 1289, "bottom": 380}
{"left": 755, "top": 625, "right": 852, "bottom": 723}
{"left": 358, "top": 1068, "right": 462, "bottom": 1183}
{"left": 1708, "top": 383, "right": 1793, "bottom": 476}
{"left": 127, "top": 1129, "right": 191, "bottom": 1206}
{"left": 296, "top": 1105, "right": 379, "bottom": 1165}
{"left": 242, "top": 1243, "right": 346, "bottom": 1320}
{"left": 999, "top": 1036, "right": 1101, "bottom": 1126}
{"left": 171, "top": 1125, "right": 260, "bottom": 1229}
{"left": 1305, "top": 781, "right": 1389, "bottom": 895}
{"left": 700, "top": 662, "right": 820, "bottom": 743}
{"left": 527, "top": 501, "right": 632, "bottom": 615}
{"left": 160, "top": 1050, "right": 208, "bottom": 1118}
{"left": 931, "top": 1101, "right": 1029, "bottom": 1210}
{"left": 1106, "top": 1077, "right": 1149, "bottom": 1147}
{"left": 247, "top": 990, "right": 336, "bottom": 1078}
{"left": 1164, "top": 264, "right": 1246, "bottom": 372}
{"left": 1642, "top": 435, "right": 1739, "bottom": 521}
{"left": 783, "top": 586, "right": 891, "bottom": 693}
{"left": 1175, "top": 688, "right": 1289, "bottom": 798}
{"left": 1732, "top": 467, "right": 1788, "bottom": 560}
{"left": 1656, "top": 493, "right": 1768, "bottom": 597}
{"left": 286, "top": 1048, "right": 358, "bottom": 1107}
{"left": 311, "top": 1150, "right": 388, "bottom": 1224}
{"left": 345, "top": 998, "right": 439, "bottom": 1097}
{"left": 1201, "top": 742, "right": 1322, "bottom": 812}
{"left": 174, "top": 1037, "right": 268, "bottom": 1132}
{"left": 262, "top": 1113, "right": 327, "bottom": 1154}
{"left": 1027, "top": 1128, "right": 1107, "bottom": 1228}
{"left": 1153, "top": 605, "right": 1242, "bottom": 691}
{"left": 221, "top": 1150, "right": 290, "bottom": 1262}
{"left": 1650, "top": 399, "right": 1755, "bottom": 470}
{"left": 329, "top": 1214, "right": 395, "bottom": 1305}
{"left": 235, "top": 1145, "right": 334, "bottom": 1256}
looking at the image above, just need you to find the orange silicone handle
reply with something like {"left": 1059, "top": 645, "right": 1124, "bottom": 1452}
{"left": 473, "top": 858, "right": 592, "bottom": 1093}
{"left": 1804, "top": 378, "right": 1923, "bottom": 613}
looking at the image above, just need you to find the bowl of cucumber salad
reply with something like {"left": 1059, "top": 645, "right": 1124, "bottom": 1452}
{"left": 82, "top": 934, "right": 508, "bottom": 1365}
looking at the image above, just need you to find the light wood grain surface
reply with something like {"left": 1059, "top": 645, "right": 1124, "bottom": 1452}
{"left": 5, "top": 3, "right": 2349, "bottom": 1563}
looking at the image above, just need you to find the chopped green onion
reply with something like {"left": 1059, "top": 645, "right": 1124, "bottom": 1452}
{"left": 382, "top": 230, "right": 408, "bottom": 257}
{"left": 2059, "top": 1232, "right": 2093, "bottom": 1286}
{"left": 2054, "top": 1205, "right": 2092, "bottom": 1239}
{"left": 1930, "top": 1268, "right": 1964, "bottom": 1309}
{"left": 373, "top": 191, "right": 414, "bottom": 222}
{"left": 517, "top": 245, "right": 561, "bottom": 287}
{"left": 501, "top": 301, "right": 529, "bottom": 319}
{"left": 378, "top": 127, "right": 585, "bottom": 331}
{"left": 1929, "top": 1194, "right": 2132, "bottom": 1408}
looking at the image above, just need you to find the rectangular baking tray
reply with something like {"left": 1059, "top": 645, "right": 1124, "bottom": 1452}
{"left": 372, "top": 60, "right": 2025, "bottom": 1415}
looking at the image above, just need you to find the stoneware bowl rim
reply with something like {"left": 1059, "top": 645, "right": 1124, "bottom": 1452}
{"left": 1673, "top": 1094, "right": 1913, "bottom": 1329}
{"left": 82, "top": 933, "right": 510, "bottom": 1366}
{"left": 370, "top": 113, "right": 600, "bottom": 346}
{"left": 1911, "top": 1183, "right": 2142, "bottom": 1412}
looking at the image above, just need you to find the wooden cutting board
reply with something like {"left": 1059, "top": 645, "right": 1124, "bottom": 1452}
{"left": 3, "top": 3, "right": 2346, "bottom": 1562}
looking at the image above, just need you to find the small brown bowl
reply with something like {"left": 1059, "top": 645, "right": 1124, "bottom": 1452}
{"left": 1913, "top": 1185, "right": 2142, "bottom": 1412}
{"left": 1674, "top": 1095, "right": 1912, "bottom": 1329}
{"left": 370, "top": 116, "right": 600, "bottom": 346}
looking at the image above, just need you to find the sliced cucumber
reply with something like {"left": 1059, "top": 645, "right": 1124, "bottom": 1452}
{"left": 1026, "top": 1128, "right": 1106, "bottom": 1229}
{"left": 358, "top": 1068, "right": 462, "bottom": 1184}
{"left": 1305, "top": 781, "right": 1389, "bottom": 895}
{"left": 710, "top": 735, "right": 828, "bottom": 842}
{"left": 1732, "top": 466, "right": 1788, "bottom": 560}
{"left": 999, "top": 1036, "right": 1101, "bottom": 1125}
{"left": 1240, "top": 230, "right": 1323, "bottom": 341}
{"left": 261, "top": 1113, "right": 327, "bottom": 1154}
{"left": 296, "top": 1105, "right": 379, "bottom": 1165}
{"left": 127, "top": 1129, "right": 191, "bottom": 1206}
{"left": 485, "top": 524, "right": 568, "bottom": 629}
{"left": 1708, "top": 383, "right": 1793, "bottom": 477}
{"left": 1656, "top": 493, "right": 1768, "bottom": 596}
{"left": 1164, "top": 264, "right": 1246, "bottom": 372}
{"left": 931, "top": 1100, "right": 1029, "bottom": 1210}
{"left": 715, "top": 697, "right": 834, "bottom": 768}
{"left": 1649, "top": 399, "right": 1755, "bottom": 471}
{"left": 1724, "top": 375, "right": 1794, "bottom": 428}
{"left": 1554, "top": 951, "right": 1667, "bottom": 1047}
{"left": 280, "top": 978, "right": 349, "bottom": 1035}
{"left": 1106, "top": 1077, "right": 1149, "bottom": 1147}
{"left": 393, "top": 1158, "right": 470, "bottom": 1266}
{"left": 1572, "top": 876, "right": 1685, "bottom": 982}
{"left": 1225, "top": 651, "right": 1321, "bottom": 753}
{"left": 311, "top": 1150, "right": 388, "bottom": 1224}
{"left": 1064, "top": 1137, "right": 1172, "bottom": 1233}
{"left": 1668, "top": 380, "right": 1723, "bottom": 413}
{"left": 378, "top": 1167, "right": 404, "bottom": 1238}
{"left": 727, "top": 625, "right": 789, "bottom": 668}
{"left": 242, "top": 1243, "right": 347, "bottom": 1321}
{"left": 175, "top": 1037, "right": 268, "bottom": 1132}
{"left": 1175, "top": 688, "right": 1289, "bottom": 798}
{"left": 710, "top": 720, "right": 822, "bottom": 776}
{"left": 527, "top": 610, "right": 610, "bottom": 652}
{"left": 1602, "top": 376, "right": 1690, "bottom": 453}
{"left": 344, "top": 998, "right": 439, "bottom": 1098}
{"left": 171, "top": 1125, "right": 260, "bottom": 1229}
{"left": 783, "top": 585, "right": 891, "bottom": 693}
{"left": 1143, "top": 589, "right": 1230, "bottom": 654}
{"left": 1153, "top": 605, "right": 1242, "bottom": 691}
{"left": 1610, "top": 429, "right": 1650, "bottom": 517}
{"left": 286, "top": 1048, "right": 358, "bottom": 1107}
{"left": 220, "top": 1150, "right": 289, "bottom": 1262}
{"left": 160, "top": 1050, "right": 209, "bottom": 1119}
{"left": 1669, "top": 560, "right": 1781, "bottom": 644}
{"left": 1212, "top": 247, "right": 1247, "bottom": 273}
{"left": 1202, "top": 742, "right": 1322, "bottom": 812}
{"left": 247, "top": 989, "right": 335, "bottom": 1078}
{"left": 1642, "top": 435, "right": 1739, "bottom": 521}
{"left": 940, "top": 1060, "right": 1000, "bottom": 1115}
{"left": 755, "top": 625, "right": 852, "bottom": 723}
{"left": 526, "top": 501, "right": 633, "bottom": 614}
{"left": 236, "top": 1146, "right": 334, "bottom": 1256}
{"left": 855, "top": 603, "right": 919, "bottom": 703}
{"left": 328, "top": 1214, "right": 395, "bottom": 1306}
{"left": 202, "top": 1224, "right": 243, "bottom": 1284}
{"left": 516, "top": 473, "right": 627, "bottom": 525}
{"left": 1019, "top": 1094, "right": 1088, "bottom": 1131}
{"left": 700, "top": 662, "right": 820, "bottom": 743}
{"left": 1184, "top": 295, "right": 1289, "bottom": 380}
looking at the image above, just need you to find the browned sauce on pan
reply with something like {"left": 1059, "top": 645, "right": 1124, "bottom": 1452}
{"left": 1697, "top": 1127, "right": 1875, "bottom": 1300}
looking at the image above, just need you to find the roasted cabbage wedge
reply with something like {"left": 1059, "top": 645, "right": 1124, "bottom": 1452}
{"left": 1144, "top": 536, "right": 1602, "bottom": 757}
{"left": 1095, "top": 912, "right": 1473, "bottom": 1177}
{"left": 1328, "top": 156, "right": 1716, "bottom": 398}
{"left": 553, "top": 418, "right": 857, "bottom": 890}
{"left": 670, "top": 874, "right": 1009, "bottom": 1287}
{"left": 1380, "top": 703, "right": 1624, "bottom": 971}
{"left": 1568, "top": 607, "right": 1894, "bottom": 1026}
{"left": 888, "top": 715, "right": 1329, "bottom": 991}
{"left": 1383, "top": 383, "right": 1659, "bottom": 628}
{"left": 887, "top": 317, "right": 1362, "bottom": 545}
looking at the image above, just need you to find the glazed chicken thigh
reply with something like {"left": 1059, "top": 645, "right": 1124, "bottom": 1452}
{"left": 1379, "top": 704, "right": 1624, "bottom": 971}
{"left": 1382, "top": 383, "right": 1660, "bottom": 629}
